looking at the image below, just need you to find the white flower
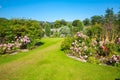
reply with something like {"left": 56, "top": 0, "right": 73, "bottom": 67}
{"left": 84, "top": 55, "right": 88, "bottom": 59}
{"left": 99, "top": 41, "right": 103, "bottom": 46}
{"left": 83, "top": 46, "right": 88, "bottom": 51}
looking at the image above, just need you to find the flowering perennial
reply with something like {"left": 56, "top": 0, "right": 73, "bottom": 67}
{"left": 67, "top": 32, "right": 120, "bottom": 66}
{"left": 0, "top": 36, "right": 30, "bottom": 54}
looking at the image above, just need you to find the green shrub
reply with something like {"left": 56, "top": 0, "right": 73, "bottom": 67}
{"left": 106, "top": 43, "right": 118, "bottom": 55}
{"left": 61, "top": 37, "right": 74, "bottom": 51}
{"left": 87, "top": 56, "right": 100, "bottom": 64}
{"left": 0, "top": 18, "right": 43, "bottom": 54}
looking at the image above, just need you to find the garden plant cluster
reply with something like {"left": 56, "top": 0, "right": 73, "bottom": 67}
{"left": 0, "top": 36, "right": 30, "bottom": 54}
{"left": 61, "top": 32, "right": 120, "bottom": 66}
{"left": 0, "top": 19, "right": 43, "bottom": 54}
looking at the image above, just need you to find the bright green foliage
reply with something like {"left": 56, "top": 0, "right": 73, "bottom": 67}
{"left": 61, "top": 37, "right": 74, "bottom": 51}
{"left": 0, "top": 18, "right": 43, "bottom": 54}
{"left": 0, "top": 38, "right": 119, "bottom": 80}
{"left": 88, "top": 56, "right": 100, "bottom": 64}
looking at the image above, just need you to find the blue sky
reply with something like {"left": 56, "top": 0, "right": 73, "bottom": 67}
{"left": 0, "top": 0, "right": 120, "bottom": 21}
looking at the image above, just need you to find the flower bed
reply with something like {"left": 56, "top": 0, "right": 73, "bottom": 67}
{"left": 61, "top": 32, "right": 120, "bottom": 67}
{"left": 0, "top": 36, "right": 30, "bottom": 54}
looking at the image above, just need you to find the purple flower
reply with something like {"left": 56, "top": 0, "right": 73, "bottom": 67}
{"left": 111, "top": 55, "right": 119, "bottom": 63}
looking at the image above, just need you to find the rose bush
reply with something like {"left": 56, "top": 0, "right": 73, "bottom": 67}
{"left": 0, "top": 36, "right": 30, "bottom": 54}
{"left": 61, "top": 32, "right": 120, "bottom": 66}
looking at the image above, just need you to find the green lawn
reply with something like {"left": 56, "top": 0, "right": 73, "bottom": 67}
{"left": 0, "top": 38, "right": 120, "bottom": 80}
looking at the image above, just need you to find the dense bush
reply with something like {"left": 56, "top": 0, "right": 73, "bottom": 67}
{"left": 61, "top": 37, "right": 74, "bottom": 51}
{"left": 85, "top": 24, "right": 103, "bottom": 39}
{"left": 0, "top": 18, "right": 43, "bottom": 54}
{"left": 88, "top": 56, "right": 100, "bottom": 64}
{"left": 61, "top": 31, "right": 120, "bottom": 66}
{"left": 59, "top": 26, "right": 71, "bottom": 37}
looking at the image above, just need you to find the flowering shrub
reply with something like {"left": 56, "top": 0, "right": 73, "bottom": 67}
{"left": 15, "top": 36, "right": 30, "bottom": 49}
{"left": 70, "top": 32, "right": 97, "bottom": 61}
{"left": 107, "top": 55, "right": 120, "bottom": 66}
{"left": 61, "top": 32, "right": 120, "bottom": 66}
{"left": 0, "top": 36, "right": 30, "bottom": 54}
{"left": 0, "top": 43, "right": 17, "bottom": 54}
{"left": 61, "top": 37, "right": 74, "bottom": 51}
{"left": 0, "top": 18, "right": 44, "bottom": 54}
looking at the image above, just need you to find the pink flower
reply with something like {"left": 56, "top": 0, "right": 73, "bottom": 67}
{"left": 74, "top": 47, "right": 79, "bottom": 53}
{"left": 3, "top": 44, "right": 7, "bottom": 47}
{"left": 0, "top": 44, "right": 3, "bottom": 47}
{"left": 76, "top": 32, "right": 82, "bottom": 37}
{"left": 117, "top": 38, "right": 120, "bottom": 44}
{"left": 99, "top": 41, "right": 103, "bottom": 46}
{"left": 112, "top": 55, "right": 119, "bottom": 63}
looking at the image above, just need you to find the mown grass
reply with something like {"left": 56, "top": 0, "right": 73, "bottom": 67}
{"left": 0, "top": 38, "right": 60, "bottom": 65}
{"left": 0, "top": 38, "right": 120, "bottom": 80}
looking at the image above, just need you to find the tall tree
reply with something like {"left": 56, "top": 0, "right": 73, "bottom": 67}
{"left": 115, "top": 9, "right": 120, "bottom": 37}
{"left": 45, "top": 23, "right": 51, "bottom": 37}
{"left": 54, "top": 20, "right": 61, "bottom": 28}
{"left": 60, "top": 19, "right": 67, "bottom": 26}
{"left": 72, "top": 19, "right": 84, "bottom": 32}
{"left": 91, "top": 15, "right": 103, "bottom": 25}
{"left": 104, "top": 8, "right": 116, "bottom": 42}
{"left": 83, "top": 18, "right": 90, "bottom": 26}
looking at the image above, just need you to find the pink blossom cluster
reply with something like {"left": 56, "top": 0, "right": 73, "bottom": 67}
{"left": 71, "top": 40, "right": 80, "bottom": 53}
{"left": 110, "top": 55, "right": 120, "bottom": 64}
{"left": 15, "top": 36, "right": 30, "bottom": 45}
{"left": 71, "top": 47, "right": 80, "bottom": 53}
{"left": 0, "top": 43, "right": 15, "bottom": 53}
{"left": 68, "top": 32, "right": 120, "bottom": 66}
{"left": 80, "top": 55, "right": 88, "bottom": 61}
{"left": 76, "top": 32, "right": 82, "bottom": 37}
{"left": 70, "top": 32, "right": 90, "bottom": 61}
{"left": 0, "top": 35, "right": 30, "bottom": 54}
{"left": 76, "top": 32, "right": 88, "bottom": 39}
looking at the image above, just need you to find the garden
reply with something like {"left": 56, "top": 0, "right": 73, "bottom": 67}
{"left": 61, "top": 8, "right": 120, "bottom": 67}
{"left": 0, "top": 8, "right": 120, "bottom": 80}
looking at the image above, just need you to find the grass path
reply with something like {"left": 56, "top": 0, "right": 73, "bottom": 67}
{"left": 0, "top": 38, "right": 120, "bottom": 80}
